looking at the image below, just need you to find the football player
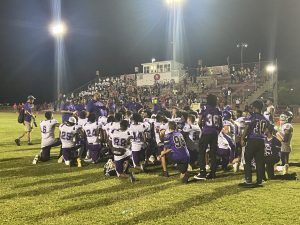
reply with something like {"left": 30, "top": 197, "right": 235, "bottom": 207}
{"left": 59, "top": 117, "right": 82, "bottom": 166}
{"left": 157, "top": 121, "right": 190, "bottom": 184}
{"left": 128, "top": 113, "right": 147, "bottom": 171}
{"left": 32, "top": 111, "right": 61, "bottom": 164}
{"left": 194, "top": 94, "right": 222, "bottom": 180}
{"left": 240, "top": 100, "right": 269, "bottom": 187}
{"left": 276, "top": 113, "right": 293, "bottom": 174}
{"left": 82, "top": 113, "right": 102, "bottom": 163}
{"left": 109, "top": 120, "right": 135, "bottom": 182}
{"left": 264, "top": 124, "right": 281, "bottom": 179}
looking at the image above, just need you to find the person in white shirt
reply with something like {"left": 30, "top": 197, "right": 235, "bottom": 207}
{"left": 32, "top": 112, "right": 61, "bottom": 164}
{"left": 128, "top": 113, "right": 147, "bottom": 170}
{"left": 182, "top": 114, "right": 201, "bottom": 165}
{"left": 276, "top": 113, "right": 294, "bottom": 174}
{"left": 82, "top": 113, "right": 102, "bottom": 163}
{"left": 264, "top": 98, "right": 275, "bottom": 124}
{"left": 109, "top": 120, "right": 135, "bottom": 182}
{"left": 59, "top": 117, "right": 82, "bottom": 166}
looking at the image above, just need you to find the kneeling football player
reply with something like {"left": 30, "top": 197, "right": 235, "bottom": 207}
{"left": 157, "top": 121, "right": 190, "bottom": 184}
{"left": 59, "top": 117, "right": 82, "bottom": 166}
{"left": 109, "top": 120, "right": 135, "bottom": 183}
{"left": 32, "top": 111, "right": 61, "bottom": 164}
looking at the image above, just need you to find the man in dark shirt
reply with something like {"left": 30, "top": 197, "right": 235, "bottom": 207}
{"left": 86, "top": 93, "right": 104, "bottom": 120}
{"left": 15, "top": 95, "right": 36, "bottom": 146}
{"left": 240, "top": 100, "right": 269, "bottom": 187}
{"left": 194, "top": 94, "right": 222, "bottom": 180}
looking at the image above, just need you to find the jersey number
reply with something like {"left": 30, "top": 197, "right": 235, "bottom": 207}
{"left": 61, "top": 131, "right": 72, "bottom": 140}
{"left": 206, "top": 114, "right": 220, "bottom": 127}
{"left": 113, "top": 138, "right": 127, "bottom": 147}
{"left": 173, "top": 136, "right": 186, "bottom": 148}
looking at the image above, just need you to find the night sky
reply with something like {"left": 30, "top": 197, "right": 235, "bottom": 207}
{"left": 0, "top": 0, "right": 299, "bottom": 103}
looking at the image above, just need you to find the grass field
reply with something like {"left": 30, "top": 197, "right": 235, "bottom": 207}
{"left": 0, "top": 112, "right": 299, "bottom": 225}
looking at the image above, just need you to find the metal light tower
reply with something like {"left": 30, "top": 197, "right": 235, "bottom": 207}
{"left": 165, "top": 0, "right": 185, "bottom": 62}
{"left": 237, "top": 42, "right": 248, "bottom": 68}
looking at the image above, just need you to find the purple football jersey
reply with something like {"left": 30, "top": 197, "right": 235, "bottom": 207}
{"left": 164, "top": 132, "right": 190, "bottom": 163}
{"left": 200, "top": 105, "right": 222, "bottom": 134}
{"left": 245, "top": 113, "right": 269, "bottom": 140}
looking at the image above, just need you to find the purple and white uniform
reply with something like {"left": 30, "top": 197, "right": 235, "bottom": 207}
{"left": 163, "top": 132, "right": 190, "bottom": 164}
{"left": 59, "top": 124, "right": 80, "bottom": 163}
{"left": 200, "top": 105, "right": 222, "bottom": 135}
{"left": 245, "top": 113, "right": 269, "bottom": 140}
{"left": 82, "top": 122, "right": 102, "bottom": 162}
{"left": 128, "top": 123, "right": 147, "bottom": 167}
{"left": 110, "top": 129, "right": 133, "bottom": 176}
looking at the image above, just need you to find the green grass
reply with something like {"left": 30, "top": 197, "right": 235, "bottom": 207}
{"left": 0, "top": 112, "right": 299, "bottom": 225}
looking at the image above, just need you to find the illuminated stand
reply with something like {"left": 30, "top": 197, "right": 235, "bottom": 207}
{"left": 136, "top": 59, "right": 186, "bottom": 86}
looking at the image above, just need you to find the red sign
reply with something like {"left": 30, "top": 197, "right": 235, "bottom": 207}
{"left": 154, "top": 74, "right": 160, "bottom": 81}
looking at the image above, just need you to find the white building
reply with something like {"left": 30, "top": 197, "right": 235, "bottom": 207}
{"left": 136, "top": 60, "right": 186, "bottom": 86}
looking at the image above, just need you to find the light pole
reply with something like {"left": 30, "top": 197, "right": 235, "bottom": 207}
{"left": 165, "top": 0, "right": 185, "bottom": 62}
{"left": 49, "top": 21, "right": 68, "bottom": 100}
{"left": 237, "top": 42, "right": 248, "bottom": 68}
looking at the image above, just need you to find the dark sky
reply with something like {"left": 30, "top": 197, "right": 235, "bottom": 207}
{"left": 0, "top": 0, "right": 299, "bottom": 103}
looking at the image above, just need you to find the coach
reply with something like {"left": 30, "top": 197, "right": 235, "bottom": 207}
{"left": 86, "top": 93, "right": 104, "bottom": 119}
{"left": 15, "top": 95, "right": 36, "bottom": 146}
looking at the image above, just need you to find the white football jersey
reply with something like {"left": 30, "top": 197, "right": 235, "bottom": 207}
{"left": 98, "top": 116, "right": 108, "bottom": 126}
{"left": 77, "top": 118, "right": 88, "bottom": 127}
{"left": 40, "top": 119, "right": 59, "bottom": 148}
{"left": 280, "top": 123, "right": 293, "bottom": 152}
{"left": 59, "top": 124, "right": 79, "bottom": 148}
{"left": 108, "top": 122, "right": 121, "bottom": 137}
{"left": 128, "top": 123, "right": 147, "bottom": 151}
{"left": 110, "top": 129, "right": 132, "bottom": 160}
{"left": 82, "top": 122, "right": 101, "bottom": 144}
{"left": 182, "top": 123, "right": 202, "bottom": 142}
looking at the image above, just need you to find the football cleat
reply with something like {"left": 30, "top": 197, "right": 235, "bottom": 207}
{"left": 206, "top": 172, "right": 216, "bottom": 180}
{"left": 84, "top": 158, "right": 93, "bottom": 163}
{"left": 205, "top": 164, "right": 210, "bottom": 171}
{"left": 57, "top": 155, "right": 64, "bottom": 163}
{"left": 181, "top": 173, "right": 189, "bottom": 184}
{"left": 193, "top": 173, "right": 206, "bottom": 180}
{"left": 15, "top": 139, "right": 21, "bottom": 146}
{"left": 149, "top": 155, "right": 155, "bottom": 164}
{"left": 233, "top": 162, "right": 239, "bottom": 173}
{"left": 187, "top": 164, "right": 193, "bottom": 172}
{"left": 77, "top": 158, "right": 82, "bottom": 168}
{"left": 283, "top": 164, "right": 289, "bottom": 175}
{"left": 129, "top": 172, "right": 135, "bottom": 183}
{"left": 28, "top": 142, "right": 33, "bottom": 145}
{"left": 65, "top": 160, "right": 71, "bottom": 166}
{"left": 32, "top": 155, "right": 39, "bottom": 165}
{"left": 159, "top": 171, "right": 169, "bottom": 177}
{"left": 238, "top": 182, "right": 256, "bottom": 188}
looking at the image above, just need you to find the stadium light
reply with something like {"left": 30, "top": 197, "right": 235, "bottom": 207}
{"left": 266, "top": 64, "right": 277, "bottom": 73}
{"left": 166, "top": 0, "right": 185, "bottom": 6}
{"left": 237, "top": 42, "right": 248, "bottom": 68}
{"left": 152, "top": 58, "right": 156, "bottom": 63}
{"left": 49, "top": 22, "right": 67, "bottom": 38}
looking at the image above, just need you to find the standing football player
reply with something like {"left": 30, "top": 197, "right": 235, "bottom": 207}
{"left": 240, "top": 100, "right": 269, "bottom": 187}
{"left": 276, "top": 113, "right": 293, "bottom": 174}
{"left": 194, "top": 94, "right": 222, "bottom": 180}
